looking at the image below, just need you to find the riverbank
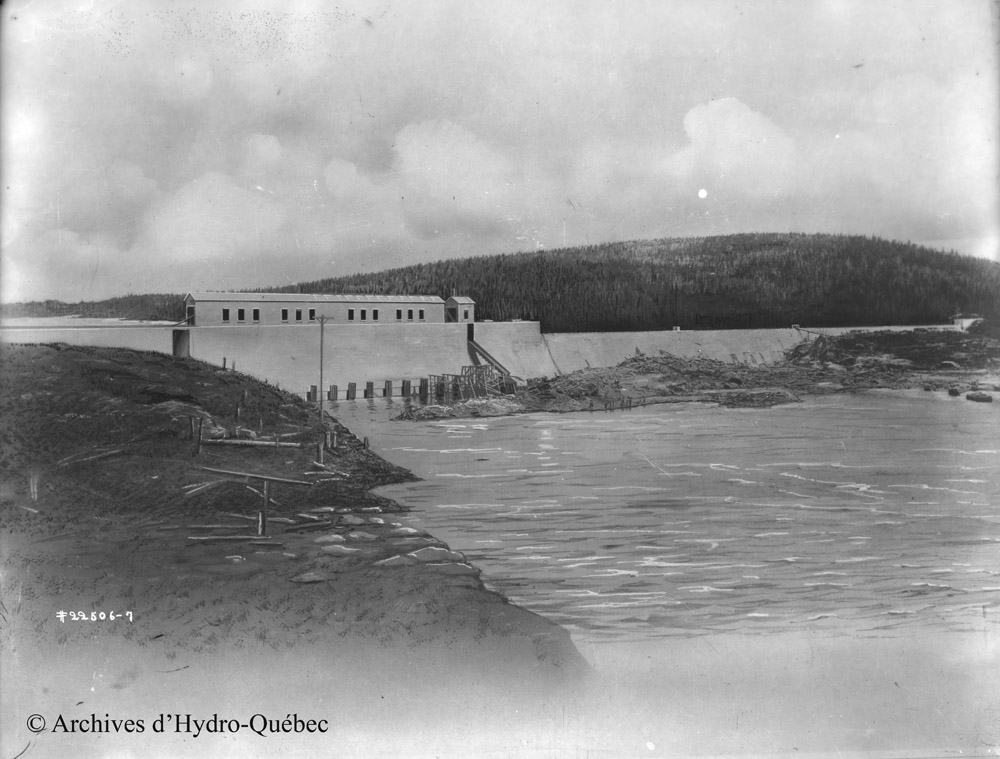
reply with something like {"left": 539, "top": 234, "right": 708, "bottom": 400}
{"left": 399, "top": 328, "right": 1000, "bottom": 419}
{"left": 0, "top": 343, "right": 587, "bottom": 759}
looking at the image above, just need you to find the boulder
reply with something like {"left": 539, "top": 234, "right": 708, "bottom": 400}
{"left": 375, "top": 554, "right": 419, "bottom": 568}
{"left": 966, "top": 391, "right": 994, "bottom": 403}
{"left": 314, "top": 534, "right": 346, "bottom": 543}
{"left": 411, "top": 545, "right": 467, "bottom": 563}
{"left": 290, "top": 571, "right": 328, "bottom": 583}
{"left": 425, "top": 562, "right": 480, "bottom": 577}
{"left": 346, "top": 531, "right": 379, "bottom": 541}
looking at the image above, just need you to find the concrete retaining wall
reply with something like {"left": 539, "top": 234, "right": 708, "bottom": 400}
{"left": 541, "top": 328, "right": 807, "bottom": 372}
{"left": 473, "top": 322, "right": 558, "bottom": 380}
{"left": 0, "top": 325, "right": 175, "bottom": 353}
{"left": 2, "top": 318, "right": 960, "bottom": 398}
{"left": 186, "top": 323, "right": 475, "bottom": 394}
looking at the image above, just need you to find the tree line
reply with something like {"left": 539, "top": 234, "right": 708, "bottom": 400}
{"left": 5, "top": 233, "right": 998, "bottom": 332}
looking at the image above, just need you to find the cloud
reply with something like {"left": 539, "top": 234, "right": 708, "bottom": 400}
{"left": 393, "top": 119, "right": 528, "bottom": 238}
{"left": 1, "top": 0, "right": 997, "bottom": 302}
{"left": 665, "top": 98, "right": 798, "bottom": 200}
{"left": 132, "top": 172, "right": 287, "bottom": 280}
{"left": 2, "top": 229, "right": 130, "bottom": 303}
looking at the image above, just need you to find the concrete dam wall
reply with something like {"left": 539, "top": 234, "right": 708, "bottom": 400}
{"left": 4, "top": 318, "right": 952, "bottom": 397}
{"left": 541, "top": 328, "right": 808, "bottom": 374}
{"left": 185, "top": 322, "right": 476, "bottom": 394}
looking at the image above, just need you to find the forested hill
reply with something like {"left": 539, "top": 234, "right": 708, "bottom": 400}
{"left": 277, "top": 234, "right": 1000, "bottom": 332}
{"left": 4, "top": 234, "right": 999, "bottom": 331}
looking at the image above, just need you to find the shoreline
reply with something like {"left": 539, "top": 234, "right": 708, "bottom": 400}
{"left": 0, "top": 342, "right": 589, "bottom": 759}
{"left": 3, "top": 331, "right": 999, "bottom": 757}
{"left": 398, "top": 329, "right": 1000, "bottom": 420}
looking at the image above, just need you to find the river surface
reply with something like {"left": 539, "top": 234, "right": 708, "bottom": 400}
{"left": 331, "top": 391, "right": 1000, "bottom": 647}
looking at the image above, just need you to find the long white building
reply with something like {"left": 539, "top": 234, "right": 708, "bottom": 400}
{"left": 183, "top": 292, "right": 475, "bottom": 327}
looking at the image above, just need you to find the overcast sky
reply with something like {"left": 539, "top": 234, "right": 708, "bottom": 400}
{"left": 3, "top": 0, "right": 998, "bottom": 302}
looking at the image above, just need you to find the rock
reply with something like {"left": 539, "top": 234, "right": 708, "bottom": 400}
{"left": 290, "top": 571, "right": 328, "bottom": 583}
{"left": 966, "top": 391, "right": 994, "bottom": 403}
{"left": 320, "top": 544, "right": 360, "bottom": 555}
{"left": 339, "top": 515, "right": 366, "bottom": 526}
{"left": 940, "top": 360, "right": 962, "bottom": 370}
{"left": 410, "top": 545, "right": 467, "bottom": 563}
{"left": 425, "top": 562, "right": 480, "bottom": 577}
{"left": 948, "top": 388, "right": 961, "bottom": 396}
{"left": 375, "top": 554, "right": 419, "bottom": 567}
{"left": 366, "top": 517, "right": 385, "bottom": 525}
{"left": 346, "top": 531, "right": 379, "bottom": 541}
{"left": 389, "top": 526, "right": 421, "bottom": 536}
{"left": 314, "top": 534, "right": 346, "bottom": 543}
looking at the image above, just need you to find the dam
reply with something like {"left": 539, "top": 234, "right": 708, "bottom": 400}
{"left": 0, "top": 301, "right": 962, "bottom": 397}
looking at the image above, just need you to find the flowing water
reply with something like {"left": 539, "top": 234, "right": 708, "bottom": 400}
{"left": 332, "top": 391, "right": 1000, "bottom": 646}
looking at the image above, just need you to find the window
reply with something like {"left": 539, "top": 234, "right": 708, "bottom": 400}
{"left": 396, "top": 309, "right": 402, "bottom": 320}
{"left": 463, "top": 310, "right": 469, "bottom": 320}
{"left": 237, "top": 308, "right": 245, "bottom": 322}
{"left": 222, "top": 308, "right": 230, "bottom": 323}
{"left": 281, "top": 308, "right": 289, "bottom": 322}
{"left": 348, "top": 309, "right": 355, "bottom": 321}
{"left": 372, "top": 309, "right": 379, "bottom": 321}
{"left": 309, "top": 308, "right": 316, "bottom": 321}
{"left": 407, "top": 309, "right": 413, "bottom": 321}
{"left": 361, "top": 309, "right": 367, "bottom": 321}
{"left": 418, "top": 309, "right": 425, "bottom": 320}
{"left": 294, "top": 309, "right": 302, "bottom": 322}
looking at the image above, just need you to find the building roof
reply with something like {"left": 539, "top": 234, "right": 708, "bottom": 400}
{"left": 445, "top": 296, "right": 476, "bottom": 304}
{"left": 185, "top": 292, "right": 445, "bottom": 304}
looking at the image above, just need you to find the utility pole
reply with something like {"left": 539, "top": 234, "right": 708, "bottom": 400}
{"left": 318, "top": 315, "right": 327, "bottom": 425}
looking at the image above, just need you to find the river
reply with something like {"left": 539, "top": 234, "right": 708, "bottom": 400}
{"left": 331, "top": 390, "right": 1000, "bottom": 646}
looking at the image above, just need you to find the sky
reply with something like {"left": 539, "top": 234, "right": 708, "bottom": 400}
{"left": 2, "top": 0, "right": 998, "bottom": 303}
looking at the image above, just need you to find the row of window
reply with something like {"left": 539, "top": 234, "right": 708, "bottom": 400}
{"left": 219, "top": 308, "right": 426, "bottom": 323}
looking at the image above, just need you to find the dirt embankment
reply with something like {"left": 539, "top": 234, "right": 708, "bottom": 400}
{"left": 401, "top": 329, "right": 1000, "bottom": 419}
{"left": 0, "top": 343, "right": 586, "bottom": 678}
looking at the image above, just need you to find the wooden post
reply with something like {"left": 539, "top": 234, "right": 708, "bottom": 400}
{"left": 329, "top": 384, "right": 338, "bottom": 401}
{"left": 384, "top": 380, "right": 392, "bottom": 397}
{"left": 196, "top": 417, "right": 204, "bottom": 455}
{"left": 257, "top": 510, "right": 267, "bottom": 537}
{"left": 188, "top": 416, "right": 195, "bottom": 440}
{"left": 365, "top": 381, "right": 374, "bottom": 399}
{"left": 317, "top": 441, "right": 324, "bottom": 464}
{"left": 318, "top": 316, "right": 326, "bottom": 425}
{"left": 402, "top": 379, "right": 412, "bottom": 396}
{"left": 331, "top": 431, "right": 338, "bottom": 449}
{"left": 222, "top": 357, "right": 227, "bottom": 370}
{"left": 347, "top": 382, "right": 356, "bottom": 400}
{"left": 419, "top": 378, "right": 429, "bottom": 399}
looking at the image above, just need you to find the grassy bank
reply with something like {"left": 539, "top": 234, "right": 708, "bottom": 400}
{"left": 0, "top": 343, "right": 587, "bottom": 758}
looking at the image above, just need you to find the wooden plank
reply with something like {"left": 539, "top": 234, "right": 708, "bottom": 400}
{"left": 196, "top": 466, "right": 312, "bottom": 486}
{"left": 202, "top": 439, "right": 301, "bottom": 448}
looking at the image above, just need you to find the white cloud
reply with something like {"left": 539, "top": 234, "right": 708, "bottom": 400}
{"left": 132, "top": 172, "right": 288, "bottom": 277}
{"left": 2, "top": 0, "right": 998, "bottom": 302}
{"left": 664, "top": 98, "right": 798, "bottom": 200}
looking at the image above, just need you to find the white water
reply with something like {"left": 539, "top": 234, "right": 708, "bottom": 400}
{"left": 333, "top": 392, "right": 1000, "bottom": 645}
{"left": 330, "top": 391, "right": 1000, "bottom": 756}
